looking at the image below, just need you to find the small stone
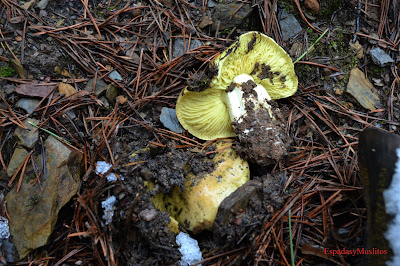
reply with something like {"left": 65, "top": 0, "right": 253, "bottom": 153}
{"left": 278, "top": 10, "right": 303, "bottom": 41}
{"left": 213, "top": 180, "right": 260, "bottom": 242}
{"left": 349, "top": 40, "right": 364, "bottom": 59}
{"left": 335, "top": 88, "right": 342, "bottom": 95}
{"left": 369, "top": 47, "right": 394, "bottom": 67}
{"left": 173, "top": 38, "right": 202, "bottom": 58}
{"left": 39, "top": 10, "right": 47, "bottom": 17}
{"left": 15, "top": 98, "right": 40, "bottom": 114}
{"left": 304, "top": 0, "right": 320, "bottom": 14}
{"left": 105, "top": 85, "right": 119, "bottom": 105}
{"left": 140, "top": 168, "right": 153, "bottom": 180}
{"left": 160, "top": 107, "right": 184, "bottom": 133}
{"left": 372, "top": 78, "right": 384, "bottom": 87}
{"left": 109, "top": 70, "right": 123, "bottom": 81}
{"left": 6, "top": 148, "right": 29, "bottom": 177}
{"left": 322, "top": 68, "right": 332, "bottom": 76}
{"left": 207, "top": 0, "right": 216, "bottom": 8}
{"left": 212, "top": 3, "right": 252, "bottom": 31}
{"left": 139, "top": 209, "right": 158, "bottom": 221}
{"left": 14, "top": 118, "right": 40, "bottom": 149}
{"left": 198, "top": 15, "right": 213, "bottom": 29}
{"left": 36, "top": 0, "right": 51, "bottom": 9}
{"left": 84, "top": 78, "right": 108, "bottom": 97}
{"left": 6, "top": 136, "right": 83, "bottom": 259}
{"left": 346, "top": 68, "right": 380, "bottom": 111}
{"left": 22, "top": 0, "right": 35, "bottom": 10}
{"left": 2, "top": 240, "right": 16, "bottom": 263}
{"left": 99, "top": 96, "right": 109, "bottom": 108}
{"left": 289, "top": 42, "right": 303, "bottom": 58}
{"left": 368, "top": 33, "right": 379, "bottom": 45}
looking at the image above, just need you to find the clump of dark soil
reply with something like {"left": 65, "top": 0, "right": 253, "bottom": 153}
{"left": 186, "top": 64, "right": 219, "bottom": 92}
{"left": 213, "top": 174, "right": 284, "bottom": 248}
{"left": 138, "top": 144, "right": 215, "bottom": 194}
{"left": 121, "top": 141, "right": 286, "bottom": 263}
{"left": 232, "top": 80, "right": 291, "bottom": 165}
{"left": 126, "top": 193, "right": 181, "bottom": 264}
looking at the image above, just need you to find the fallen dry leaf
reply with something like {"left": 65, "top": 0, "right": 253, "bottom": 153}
{"left": 15, "top": 82, "right": 57, "bottom": 98}
{"left": 9, "top": 16, "right": 25, "bottom": 24}
{"left": 59, "top": 83, "right": 77, "bottom": 98}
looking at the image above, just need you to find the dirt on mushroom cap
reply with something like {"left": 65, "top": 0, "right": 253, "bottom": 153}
{"left": 212, "top": 31, "right": 298, "bottom": 100}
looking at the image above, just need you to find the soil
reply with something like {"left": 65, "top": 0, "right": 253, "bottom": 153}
{"left": 0, "top": 0, "right": 398, "bottom": 265}
{"left": 232, "top": 79, "right": 291, "bottom": 165}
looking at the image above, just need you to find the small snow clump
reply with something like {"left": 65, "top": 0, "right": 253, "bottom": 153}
{"left": 0, "top": 216, "right": 10, "bottom": 246}
{"left": 176, "top": 232, "right": 202, "bottom": 266}
{"left": 95, "top": 161, "right": 118, "bottom": 182}
{"left": 383, "top": 148, "right": 400, "bottom": 266}
{"left": 102, "top": 196, "right": 117, "bottom": 225}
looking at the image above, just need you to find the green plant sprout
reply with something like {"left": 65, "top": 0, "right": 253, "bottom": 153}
{"left": 289, "top": 209, "right": 295, "bottom": 266}
{"left": 28, "top": 121, "right": 71, "bottom": 145}
{"left": 294, "top": 28, "right": 329, "bottom": 64}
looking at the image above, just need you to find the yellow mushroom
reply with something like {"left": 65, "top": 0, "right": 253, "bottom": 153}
{"left": 176, "top": 31, "right": 298, "bottom": 140}
{"left": 151, "top": 141, "right": 249, "bottom": 233}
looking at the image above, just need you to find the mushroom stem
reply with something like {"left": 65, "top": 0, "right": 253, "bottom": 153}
{"left": 224, "top": 74, "right": 273, "bottom": 124}
{"left": 224, "top": 74, "right": 290, "bottom": 165}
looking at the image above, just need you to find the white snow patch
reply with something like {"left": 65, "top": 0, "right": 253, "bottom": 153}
{"left": 95, "top": 161, "right": 118, "bottom": 182}
{"left": 383, "top": 148, "right": 400, "bottom": 265}
{"left": 102, "top": 196, "right": 117, "bottom": 225}
{"left": 0, "top": 216, "right": 10, "bottom": 247}
{"left": 176, "top": 232, "right": 203, "bottom": 266}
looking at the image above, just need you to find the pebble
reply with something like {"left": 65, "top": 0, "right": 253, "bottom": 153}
{"left": 84, "top": 78, "right": 108, "bottom": 97}
{"left": 369, "top": 47, "right": 394, "bottom": 67}
{"left": 109, "top": 70, "right": 123, "bottom": 81}
{"left": 6, "top": 147, "right": 29, "bottom": 177}
{"left": 173, "top": 38, "right": 202, "bottom": 58}
{"left": 139, "top": 209, "right": 158, "bottom": 221}
{"left": 335, "top": 88, "right": 342, "bottom": 95}
{"left": 368, "top": 33, "right": 379, "bottom": 45}
{"left": 14, "top": 118, "right": 40, "bottom": 149}
{"left": 304, "top": 0, "right": 320, "bottom": 14}
{"left": 349, "top": 40, "right": 364, "bottom": 59}
{"left": 207, "top": 0, "right": 217, "bottom": 7}
{"left": 212, "top": 3, "right": 252, "bottom": 32}
{"left": 106, "top": 84, "right": 119, "bottom": 105}
{"left": 198, "top": 15, "right": 213, "bottom": 29}
{"left": 160, "top": 107, "right": 184, "bottom": 133}
{"left": 346, "top": 68, "right": 380, "bottom": 111}
{"left": 289, "top": 42, "right": 303, "bottom": 58}
{"left": 36, "top": 0, "right": 50, "bottom": 10}
{"left": 15, "top": 98, "right": 40, "bottom": 114}
{"left": 278, "top": 9, "right": 303, "bottom": 41}
{"left": 322, "top": 68, "right": 332, "bottom": 76}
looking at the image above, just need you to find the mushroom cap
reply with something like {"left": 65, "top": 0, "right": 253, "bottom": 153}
{"left": 212, "top": 31, "right": 298, "bottom": 99}
{"left": 151, "top": 141, "right": 250, "bottom": 232}
{"left": 176, "top": 31, "right": 297, "bottom": 140}
{"left": 176, "top": 88, "right": 236, "bottom": 140}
